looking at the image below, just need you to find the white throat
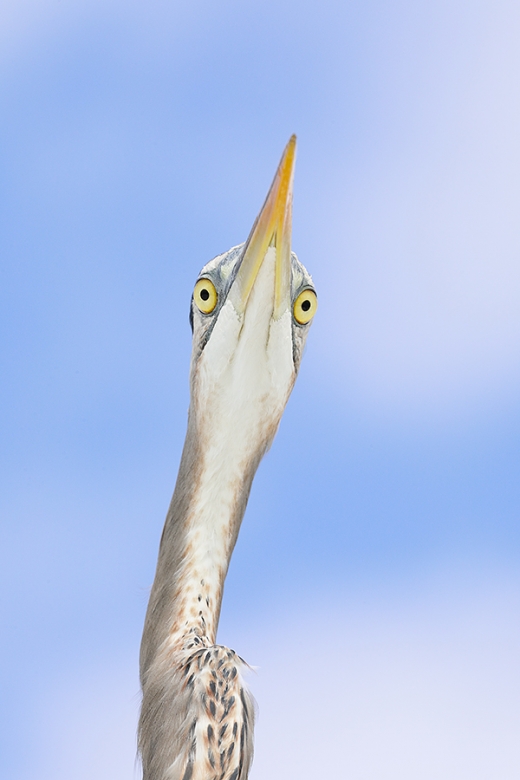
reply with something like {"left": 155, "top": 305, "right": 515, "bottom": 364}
{"left": 170, "top": 248, "right": 295, "bottom": 646}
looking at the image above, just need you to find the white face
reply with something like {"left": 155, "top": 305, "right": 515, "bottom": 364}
{"left": 189, "top": 244, "right": 316, "bottom": 464}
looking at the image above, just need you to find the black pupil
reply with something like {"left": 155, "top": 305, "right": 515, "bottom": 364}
{"left": 301, "top": 299, "right": 311, "bottom": 312}
{"left": 200, "top": 288, "right": 210, "bottom": 301}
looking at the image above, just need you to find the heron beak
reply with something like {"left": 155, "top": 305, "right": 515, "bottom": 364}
{"left": 229, "top": 135, "right": 296, "bottom": 320}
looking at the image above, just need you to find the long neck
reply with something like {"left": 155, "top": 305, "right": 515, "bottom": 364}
{"left": 140, "top": 408, "right": 261, "bottom": 676}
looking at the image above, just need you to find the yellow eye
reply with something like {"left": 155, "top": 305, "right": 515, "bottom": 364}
{"left": 193, "top": 278, "right": 218, "bottom": 314}
{"left": 293, "top": 288, "right": 317, "bottom": 324}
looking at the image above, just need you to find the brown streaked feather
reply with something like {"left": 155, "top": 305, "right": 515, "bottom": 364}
{"left": 139, "top": 633, "right": 255, "bottom": 780}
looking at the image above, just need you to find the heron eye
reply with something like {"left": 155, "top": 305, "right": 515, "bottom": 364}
{"left": 194, "top": 278, "right": 218, "bottom": 314}
{"left": 293, "top": 289, "right": 317, "bottom": 324}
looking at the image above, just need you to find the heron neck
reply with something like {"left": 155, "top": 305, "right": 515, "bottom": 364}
{"left": 140, "top": 410, "right": 260, "bottom": 671}
{"left": 173, "top": 431, "right": 256, "bottom": 645}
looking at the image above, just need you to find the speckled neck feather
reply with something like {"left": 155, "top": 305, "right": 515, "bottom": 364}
{"left": 138, "top": 401, "right": 274, "bottom": 780}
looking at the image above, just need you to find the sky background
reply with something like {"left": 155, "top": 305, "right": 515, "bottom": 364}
{"left": 1, "top": 1, "right": 520, "bottom": 777}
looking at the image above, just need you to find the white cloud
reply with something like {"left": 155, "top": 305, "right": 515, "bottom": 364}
{"left": 31, "top": 658, "right": 140, "bottom": 780}
{"left": 313, "top": 1, "right": 520, "bottom": 418}
{"left": 0, "top": 0, "right": 232, "bottom": 69}
{"left": 248, "top": 573, "right": 520, "bottom": 778}
{"left": 0, "top": 1, "right": 92, "bottom": 64}
{"left": 322, "top": 157, "right": 520, "bottom": 416}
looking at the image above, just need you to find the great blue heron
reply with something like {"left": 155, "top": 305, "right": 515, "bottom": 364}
{"left": 139, "top": 136, "right": 317, "bottom": 780}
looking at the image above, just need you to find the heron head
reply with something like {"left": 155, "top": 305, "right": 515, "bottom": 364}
{"left": 188, "top": 136, "right": 317, "bottom": 457}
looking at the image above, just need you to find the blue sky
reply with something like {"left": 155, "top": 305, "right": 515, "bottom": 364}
{"left": 1, "top": 1, "right": 520, "bottom": 777}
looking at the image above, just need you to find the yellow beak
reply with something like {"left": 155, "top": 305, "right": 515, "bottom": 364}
{"left": 229, "top": 135, "right": 296, "bottom": 320}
